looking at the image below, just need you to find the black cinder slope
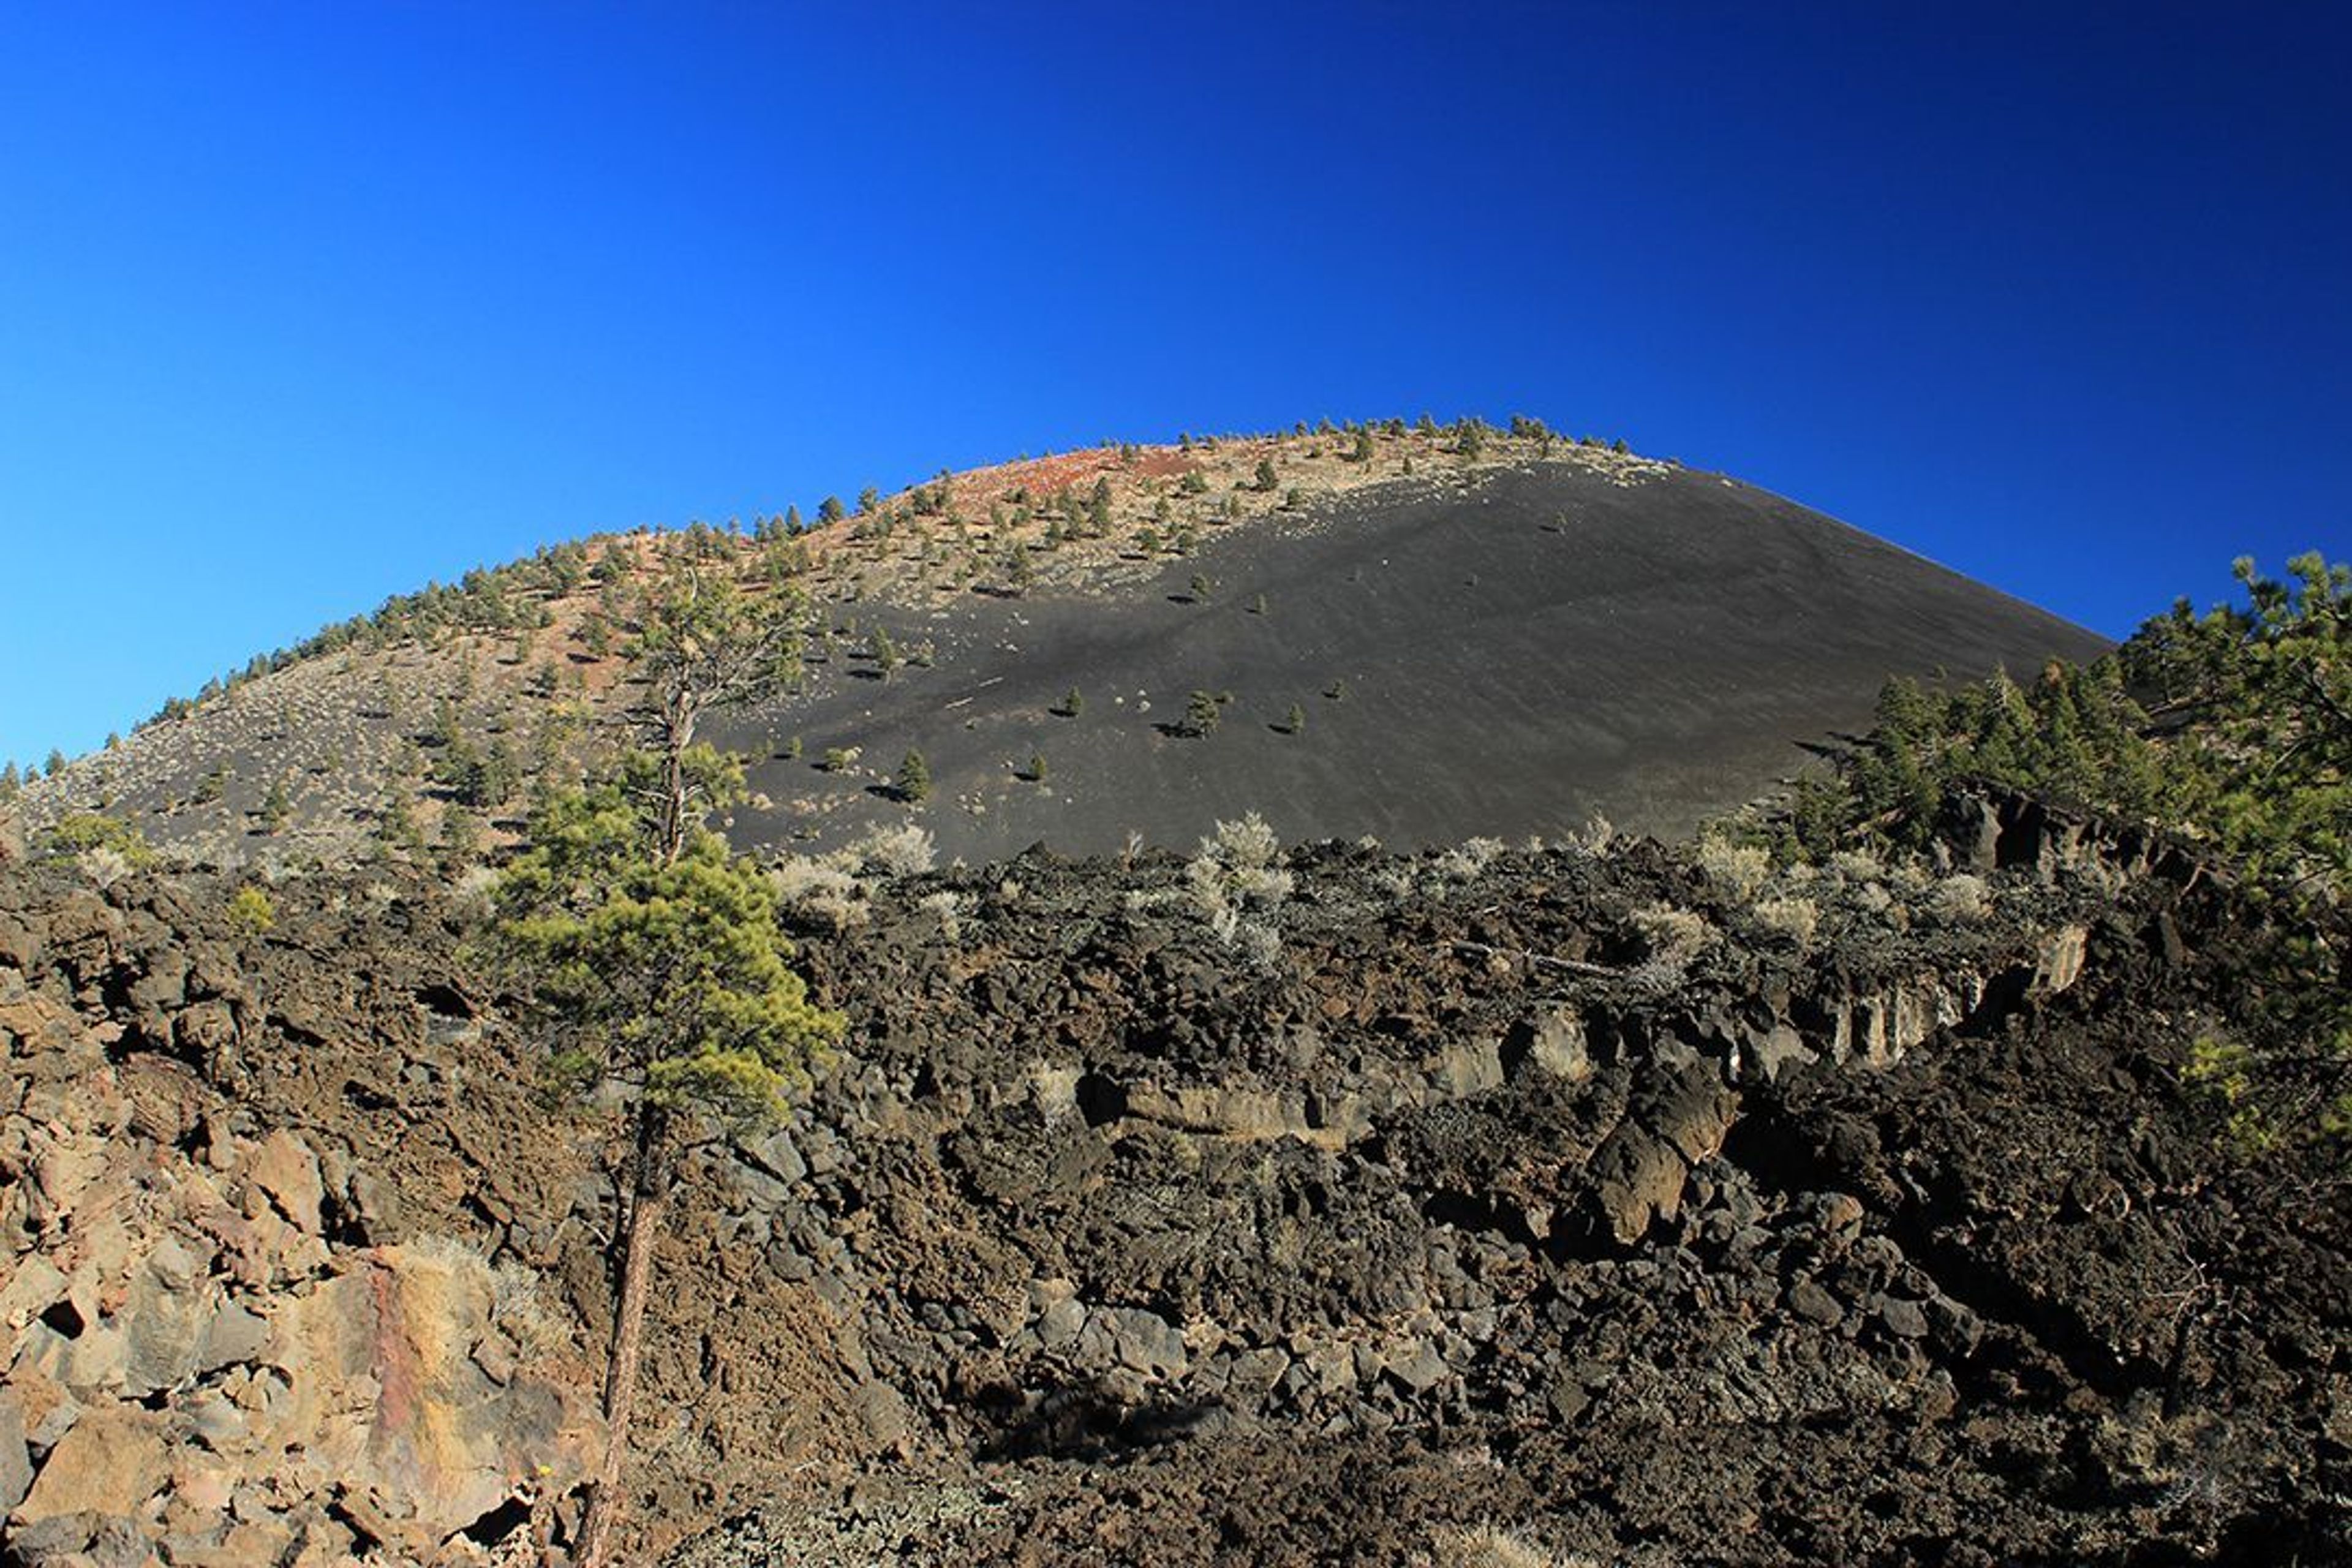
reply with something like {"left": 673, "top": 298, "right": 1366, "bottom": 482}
{"left": 728, "top": 461, "right": 2105, "bottom": 859}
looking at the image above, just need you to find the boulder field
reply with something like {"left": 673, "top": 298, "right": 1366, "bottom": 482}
{"left": 1, "top": 796, "right": 2344, "bottom": 1564}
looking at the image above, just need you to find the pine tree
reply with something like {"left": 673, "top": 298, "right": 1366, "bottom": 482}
{"left": 376, "top": 788, "right": 423, "bottom": 860}
{"left": 896, "top": 750, "right": 932, "bottom": 804}
{"left": 496, "top": 773, "right": 840, "bottom": 1567}
{"left": 497, "top": 559, "right": 814, "bottom": 1568}
{"left": 261, "top": 775, "right": 292, "bottom": 834}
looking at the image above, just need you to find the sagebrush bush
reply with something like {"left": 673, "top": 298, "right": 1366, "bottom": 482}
{"left": 853, "top": 821, "right": 937, "bottom": 876}
{"left": 1431, "top": 835, "right": 1506, "bottom": 885}
{"left": 1926, "top": 872, "right": 1991, "bottom": 924}
{"left": 1752, "top": 894, "right": 1820, "bottom": 946}
{"left": 1428, "top": 1523, "right": 1588, "bottom": 1568}
{"left": 771, "top": 856, "right": 866, "bottom": 930}
{"left": 918, "top": 889, "right": 967, "bottom": 941}
{"left": 1696, "top": 835, "right": 1770, "bottom": 900}
{"left": 1630, "top": 903, "right": 1712, "bottom": 980}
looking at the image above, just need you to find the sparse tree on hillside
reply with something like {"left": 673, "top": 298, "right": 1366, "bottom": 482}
{"left": 260, "top": 775, "right": 292, "bottom": 834}
{"left": 1254, "top": 456, "right": 1279, "bottom": 492}
{"left": 625, "top": 563, "right": 804, "bottom": 862}
{"left": 1000, "top": 545, "right": 1035, "bottom": 597}
{"left": 375, "top": 788, "right": 423, "bottom": 861}
{"left": 1184, "top": 690, "right": 1224, "bottom": 737}
{"left": 896, "top": 749, "right": 933, "bottom": 804}
{"left": 437, "top": 805, "right": 480, "bottom": 873}
{"left": 817, "top": 495, "right": 846, "bottom": 524}
{"left": 44, "top": 749, "right": 66, "bottom": 778}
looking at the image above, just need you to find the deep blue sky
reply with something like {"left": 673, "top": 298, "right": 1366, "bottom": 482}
{"left": 4, "top": 2, "right": 2346, "bottom": 766}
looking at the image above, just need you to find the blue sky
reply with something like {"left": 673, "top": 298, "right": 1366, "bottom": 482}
{"left": 3, "top": 2, "right": 2346, "bottom": 766}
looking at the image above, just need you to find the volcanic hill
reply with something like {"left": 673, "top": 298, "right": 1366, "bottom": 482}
{"left": 18, "top": 423, "right": 2104, "bottom": 865}
{"left": 1, "top": 425, "right": 2343, "bottom": 1567}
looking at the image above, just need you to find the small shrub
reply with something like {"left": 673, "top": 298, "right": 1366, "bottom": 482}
{"left": 821, "top": 745, "right": 860, "bottom": 774}
{"left": 1430, "top": 1523, "right": 1586, "bottom": 1568}
{"left": 1430, "top": 835, "right": 1506, "bottom": 886}
{"left": 1185, "top": 813, "right": 1294, "bottom": 941}
{"left": 918, "top": 889, "right": 967, "bottom": 943}
{"left": 1630, "top": 903, "right": 1712, "bottom": 980}
{"left": 771, "top": 856, "right": 867, "bottom": 930}
{"left": 1752, "top": 894, "right": 1820, "bottom": 946}
{"left": 1052, "top": 687, "right": 1084, "bottom": 718}
{"left": 853, "top": 821, "right": 937, "bottom": 876}
{"left": 1183, "top": 690, "right": 1223, "bottom": 737}
{"left": 1563, "top": 812, "right": 1615, "bottom": 856}
{"left": 228, "top": 884, "right": 277, "bottom": 934}
{"left": 1828, "top": 848, "right": 1885, "bottom": 882}
{"left": 1696, "top": 835, "right": 1771, "bottom": 900}
{"left": 1926, "top": 873, "right": 1991, "bottom": 924}
{"left": 49, "top": 813, "right": 156, "bottom": 870}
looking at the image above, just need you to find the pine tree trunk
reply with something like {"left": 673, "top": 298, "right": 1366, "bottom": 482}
{"left": 573, "top": 1108, "right": 669, "bottom": 1568}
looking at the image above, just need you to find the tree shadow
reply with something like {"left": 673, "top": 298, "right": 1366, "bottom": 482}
{"left": 969, "top": 1374, "right": 1229, "bottom": 1462}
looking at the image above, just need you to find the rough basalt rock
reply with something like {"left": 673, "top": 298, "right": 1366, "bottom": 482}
{"left": 1, "top": 799, "right": 2344, "bottom": 1566}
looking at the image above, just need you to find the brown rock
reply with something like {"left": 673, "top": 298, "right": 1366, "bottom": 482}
{"left": 246, "top": 1130, "right": 323, "bottom": 1235}
{"left": 12, "top": 1404, "right": 167, "bottom": 1524}
{"left": 1640, "top": 1077, "right": 1740, "bottom": 1166}
{"left": 1587, "top": 1126, "right": 1687, "bottom": 1245}
{"left": 0, "top": 1389, "right": 29, "bottom": 1516}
